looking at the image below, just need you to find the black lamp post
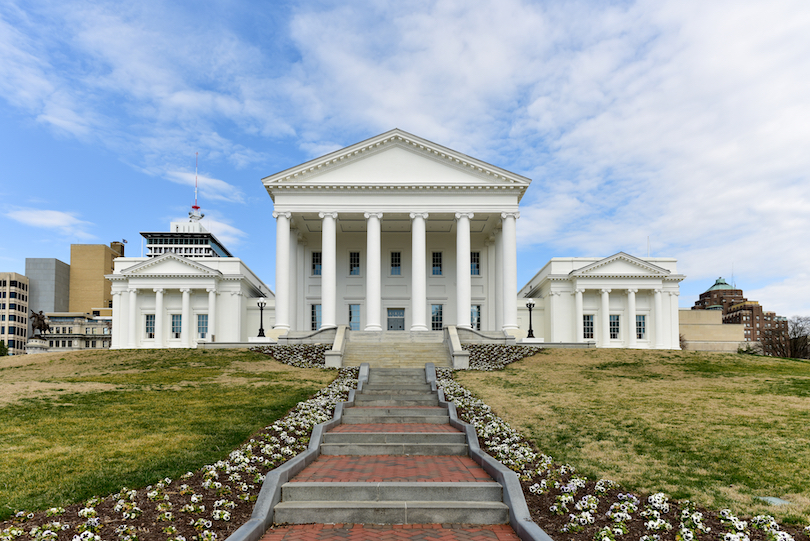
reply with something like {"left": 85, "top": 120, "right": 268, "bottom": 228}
{"left": 526, "top": 299, "right": 535, "bottom": 338}
{"left": 257, "top": 298, "right": 267, "bottom": 338}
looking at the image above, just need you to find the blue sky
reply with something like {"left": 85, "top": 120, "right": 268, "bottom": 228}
{"left": 2, "top": 0, "right": 810, "bottom": 315}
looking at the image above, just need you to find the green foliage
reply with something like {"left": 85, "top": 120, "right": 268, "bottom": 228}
{"left": 0, "top": 340, "right": 8, "bottom": 356}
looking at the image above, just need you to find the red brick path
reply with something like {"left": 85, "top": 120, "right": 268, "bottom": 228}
{"left": 260, "top": 524, "right": 520, "bottom": 541}
{"left": 290, "top": 455, "right": 493, "bottom": 483}
{"left": 329, "top": 424, "right": 460, "bottom": 433}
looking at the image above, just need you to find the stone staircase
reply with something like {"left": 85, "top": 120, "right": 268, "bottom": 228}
{"left": 272, "top": 367, "right": 509, "bottom": 524}
{"left": 343, "top": 332, "right": 451, "bottom": 367}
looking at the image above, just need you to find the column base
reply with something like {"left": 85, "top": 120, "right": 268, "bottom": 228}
{"left": 273, "top": 324, "right": 290, "bottom": 332}
{"left": 364, "top": 325, "right": 383, "bottom": 331}
{"left": 410, "top": 325, "right": 429, "bottom": 331}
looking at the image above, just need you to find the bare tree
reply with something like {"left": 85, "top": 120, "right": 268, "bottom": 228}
{"left": 760, "top": 316, "right": 810, "bottom": 359}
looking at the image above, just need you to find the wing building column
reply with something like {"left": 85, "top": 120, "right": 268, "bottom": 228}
{"left": 180, "top": 288, "right": 191, "bottom": 347}
{"left": 654, "top": 289, "right": 664, "bottom": 349}
{"left": 365, "top": 212, "right": 383, "bottom": 331}
{"left": 154, "top": 288, "right": 164, "bottom": 347}
{"left": 127, "top": 288, "right": 138, "bottom": 348}
{"left": 600, "top": 288, "right": 611, "bottom": 347}
{"left": 627, "top": 288, "right": 637, "bottom": 348}
{"left": 410, "top": 212, "right": 429, "bottom": 331}
{"left": 574, "top": 288, "right": 584, "bottom": 343}
{"left": 207, "top": 288, "right": 217, "bottom": 342}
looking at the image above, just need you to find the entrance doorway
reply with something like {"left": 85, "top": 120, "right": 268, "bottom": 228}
{"left": 387, "top": 308, "right": 405, "bottom": 331}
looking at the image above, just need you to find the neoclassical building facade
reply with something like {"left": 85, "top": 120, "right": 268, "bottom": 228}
{"left": 264, "top": 129, "right": 530, "bottom": 334}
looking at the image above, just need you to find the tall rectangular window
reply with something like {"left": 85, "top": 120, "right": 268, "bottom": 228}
{"left": 432, "top": 252, "right": 442, "bottom": 275}
{"left": 349, "top": 252, "right": 361, "bottom": 275}
{"left": 312, "top": 252, "right": 322, "bottom": 276}
{"left": 471, "top": 305, "right": 481, "bottom": 330}
{"left": 311, "top": 304, "right": 322, "bottom": 331}
{"left": 172, "top": 314, "right": 182, "bottom": 338}
{"left": 145, "top": 314, "right": 155, "bottom": 339}
{"left": 431, "top": 304, "right": 443, "bottom": 331}
{"left": 583, "top": 315, "right": 594, "bottom": 339}
{"left": 390, "top": 252, "right": 401, "bottom": 275}
{"left": 609, "top": 315, "right": 620, "bottom": 339}
{"left": 349, "top": 304, "right": 361, "bottom": 331}
{"left": 471, "top": 252, "right": 480, "bottom": 275}
{"left": 197, "top": 314, "right": 208, "bottom": 339}
{"left": 636, "top": 315, "right": 646, "bottom": 340}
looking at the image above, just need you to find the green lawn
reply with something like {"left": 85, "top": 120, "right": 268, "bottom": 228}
{"left": 0, "top": 348, "right": 334, "bottom": 520}
{"left": 457, "top": 349, "right": 810, "bottom": 523}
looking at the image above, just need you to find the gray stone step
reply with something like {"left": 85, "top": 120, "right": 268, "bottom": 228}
{"left": 319, "top": 442, "right": 468, "bottom": 455}
{"left": 323, "top": 432, "right": 466, "bottom": 444}
{"left": 354, "top": 395, "right": 439, "bottom": 406}
{"left": 281, "top": 482, "right": 502, "bottom": 502}
{"left": 367, "top": 376, "right": 430, "bottom": 386}
{"left": 272, "top": 500, "right": 509, "bottom": 525}
{"left": 344, "top": 406, "right": 447, "bottom": 417}
{"left": 361, "top": 384, "right": 433, "bottom": 394}
{"left": 341, "top": 414, "right": 451, "bottom": 424}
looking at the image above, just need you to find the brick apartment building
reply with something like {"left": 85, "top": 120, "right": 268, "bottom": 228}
{"left": 692, "top": 277, "right": 788, "bottom": 355}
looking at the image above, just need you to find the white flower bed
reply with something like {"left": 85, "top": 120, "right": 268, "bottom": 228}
{"left": 460, "top": 343, "right": 543, "bottom": 371}
{"left": 250, "top": 344, "right": 331, "bottom": 368}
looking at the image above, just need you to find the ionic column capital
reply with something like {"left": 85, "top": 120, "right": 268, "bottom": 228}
{"left": 601, "top": 288, "right": 612, "bottom": 294}
{"left": 179, "top": 288, "right": 191, "bottom": 294}
{"left": 128, "top": 288, "right": 138, "bottom": 294}
{"left": 627, "top": 288, "right": 638, "bottom": 294}
{"left": 272, "top": 211, "right": 291, "bottom": 219}
{"left": 409, "top": 212, "right": 429, "bottom": 220}
{"left": 575, "top": 288, "right": 586, "bottom": 294}
{"left": 112, "top": 291, "right": 124, "bottom": 297}
{"left": 318, "top": 211, "right": 338, "bottom": 220}
{"left": 669, "top": 291, "right": 680, "bottom": 297}
{"left": 454, "top": 212, "right": 474, "bottom": 220}
{"left": 206, "top": 288, "right": 217, "bottom": 294}
{"left": 153, "top": 288, "right": 164, "bottom": 294}
{"left": 364, "top": 212, "right": 383, "bottom": 220}
{"left": 230, "top": 291, "right": 243, "bottom": 297}
{"left": 501, "top": 211, "right": 520, "bottom": 220}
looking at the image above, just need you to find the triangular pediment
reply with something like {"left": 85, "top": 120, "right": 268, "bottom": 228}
{"left": 121, "top": 254, "right": 222, "bottom": 277}
{"left": 571, "top": 252, "right": 670, "bottom": 278}
{"left": 263, "top": 129, "right": 531, "bottom": 194}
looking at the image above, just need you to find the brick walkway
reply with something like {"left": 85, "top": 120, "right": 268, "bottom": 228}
{"left": 330, "top": 424, "right": 461, "bottom": 433}
{"left": 260, "top": 524, "right": 520, "bottom": 541}
{"left": 290, "top": 455, "right": 493, "bottom": 483}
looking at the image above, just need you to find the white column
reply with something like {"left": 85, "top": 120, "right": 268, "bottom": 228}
{"left": 485, "top": 235, "right": 496, "bottom": 330}
{"left": 180, "top": 288, "right": 191, "bottom": 348}
{"left": 627, "top": 289, "right": 637, "bottom": 348}
{"left": 494, "top": 227, "right": 504, "bottom": 330}
{"left": 296, "top": 236, "right": 307, "bottom": 331}
{"left": 111, "top": 291, "right": 123, "bottom": 348}
{"left": 670, "top": 291, "right": 680, "bottom": 349}
{"left": 207, "top": 288, "right": 217, "bottom": 342}
{"left": 574, "top": 289, "right": 584, "bottom": 343}
{"left": 273, "top": 211, "right": 291, "bottom": 331}
{"left": 127, "top": 288, "right": 138, "bottom": 348}
{"left": 410, "top": 212, "right": 429, "bottom": 331}
{"left": 365, "top": 212, "right": 383, "bottom": 331}
{"left": 230, "top": 291, "right": 243, "bottom": 341}
{"left": 501, "top": 212, "right": 519, "bottom": 331}
{"left": 154, "top": 288, "right": 164, "bottom": 348}
{"left": 455, "top": 212, "right": 473, "bottom": 328}
{"left": 319, "top": 211, "right": 338, "bottom": 329}
{"left": 654, "top": 289, "right": 664, "bottom": 349}
{"left": 600, "top": 288, "right": 611, "bottom": 347}
{"left": 288, "top": 227, "right": 299, "bottom": 332}
{"left": 547, "top": 291, "right": 559, "bottom": 341}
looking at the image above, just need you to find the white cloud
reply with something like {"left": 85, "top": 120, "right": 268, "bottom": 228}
{"left": 6, "top": 208, "right": 95, "bottom": 240}
{"left": 164, "top": 170, "right": 245, "bottom": 204}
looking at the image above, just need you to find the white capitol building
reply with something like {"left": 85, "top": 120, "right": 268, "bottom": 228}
{"left": 107, "top": 129, "right": 683, "bottom": 356}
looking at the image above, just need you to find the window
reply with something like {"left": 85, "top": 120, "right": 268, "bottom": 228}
{"left": 91, "top": 340, "right": 97, "bottom": 348}
{"left": 432, "top": 252, "right": 442, "bottom": 275}
{"left": 471, "top": 252, "right": 480, "bottom": 275}
{"left": 311, "top": 304, "right": 322, "bottom": 331}
{"left": 636, "top": 315, "right": 646, "bottom": 340}
{"left": 312, "top": 252, "right": 322, "bottom": 276}
{"left": 349, "top": 252, "right": 361, "bottom": 275}
{"left": 85, "top": 340, "right": 90, "bottom": 348}
{"left": 431, "top": 304, "right": 443, "bottom": 331}
{"left": 583, "top": 315, "right": 594, "bottom": 339}
{"left": 172, "top": 314, "right": 182, "bottom": 338}
{"left": 471, "top": 305, "right": 481, "bottom": 330}
{"left": 145, "top": 314, "right": 155, "bottom": 338}
{"left": 349, "top": 304, "right": 360, "bottom": 331}
{"left": 391, "top": 252, "right": 401, "bottom": 275}
{"left": 609, "top": 315, "right": 620, "bottom": 339}
{"left": 67, "top": 340, "right": 72, "bottom": 347}
{"left": 197, "top": 314, "right": 208, "bottom": 339}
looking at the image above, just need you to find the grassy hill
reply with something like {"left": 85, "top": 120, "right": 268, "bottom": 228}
{"left": 457, "top": 348, "right": 810, "bottom": 524}
{"left": 0, "top": 348, "right": 334, "bottom": 520}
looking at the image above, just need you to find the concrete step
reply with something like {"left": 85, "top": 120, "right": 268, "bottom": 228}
{"left": 281, "top": 482, "right": 502, "bottom": 502}
{"left": 361, "top": 384, "right": 433, "bottom": 394}
{"left": 367, "top": 376, "right": 430, "bottom": 386}
{"left": 319, "top": 442, "right": 468, "bottom": 455}
{"left": 323, "top": 432, "right": 467, "bottom": 444}
{"left": 341, "top": 413, "right": 451, "bottom": 425}
{"left": 355, "top": 395, "right": 438, "bottom": 406}
{"left": 272, "top": 500, "right": 509, "bottom": 525}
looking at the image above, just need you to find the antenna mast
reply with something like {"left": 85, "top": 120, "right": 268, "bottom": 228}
{"left": 189, "top": 152, "right": 204, "bottom": 222}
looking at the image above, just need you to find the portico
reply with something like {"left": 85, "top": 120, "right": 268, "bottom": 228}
{"left": 263, "top": 129, "right": 529, "bottom": 334}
